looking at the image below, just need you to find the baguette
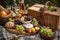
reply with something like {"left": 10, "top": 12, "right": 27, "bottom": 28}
{"left": 6, "top": 28, "right": 20, "bottom": 34}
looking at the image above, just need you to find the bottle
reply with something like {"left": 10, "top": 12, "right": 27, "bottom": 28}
{"left": 19, "top": 0, "right": 25, "bottom": 14}
{"left": 12, "top": 0, "right": 18, "bottom": 14}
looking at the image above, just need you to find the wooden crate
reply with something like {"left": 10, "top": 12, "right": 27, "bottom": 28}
{"left": 28, "top": 4, "right": 60, "bottom": 30}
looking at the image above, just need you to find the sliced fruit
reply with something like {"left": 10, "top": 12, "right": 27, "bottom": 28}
{"left": 35, "top": 27, "right": 40, "bottom": 31}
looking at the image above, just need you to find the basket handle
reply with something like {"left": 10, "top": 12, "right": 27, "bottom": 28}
{"left": 44, "top": 1, "right": 53, "bottom": 8}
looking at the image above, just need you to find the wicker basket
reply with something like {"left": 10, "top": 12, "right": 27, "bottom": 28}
{"left": 28, "top": 3, "right": 60, "bottom": 31}
{"left": 5, "top": 16, "right": 40, "bottom": 36}
{"left": 6, "top": 28, "right": 39, "bottom": 36}
{"left": 0, "top": 5, "right": 12, "bottom": 26}
{"left": 40, "top": 32, "right": 55, "bottom": 40}
{"left": 0, "top": 13, "right": 11, "bottom": 26}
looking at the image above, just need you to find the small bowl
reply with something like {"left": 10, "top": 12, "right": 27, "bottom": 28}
{"left": 22, "top": 20, "right": 32, "bottom": 24}
{"left": 21, "top": 16, "right": 32, "bottom": 24}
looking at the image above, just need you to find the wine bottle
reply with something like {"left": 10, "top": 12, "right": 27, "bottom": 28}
{"left": 12, "top": 0, "right": 17, "bottom": 13}
{"left": 19, "top": 0, "right": 25, "bottom": 14}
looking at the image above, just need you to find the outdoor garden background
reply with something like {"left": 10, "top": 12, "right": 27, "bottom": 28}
{"left": 0, "top": 0, "right": 60, "bottom": 8}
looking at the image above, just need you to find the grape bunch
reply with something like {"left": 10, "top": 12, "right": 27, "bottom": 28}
{"left": 16, "top": 25, "right": 25, "bottom": 32}
{"left": 24, "top": 16, "right": 32, "bottom": 21}
{"left": 32, "top": 18, "right": 38, "bottom": 25}
{"left": 14, "top": 19, "right": 23, "bottom": 25}
{"left": 40, "top": 27, "right": 55, "bottom": 37}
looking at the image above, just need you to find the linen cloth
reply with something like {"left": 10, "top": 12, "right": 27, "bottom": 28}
{"left": 0, "top": 25, "right": 58, "bottom": 40}
{"left": 2, "top": 27, "right": 42, "bottom": 40}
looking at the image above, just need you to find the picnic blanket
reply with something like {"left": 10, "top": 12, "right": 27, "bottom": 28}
{"left": 0, "top": 26, "right": 59, "bottom": 40}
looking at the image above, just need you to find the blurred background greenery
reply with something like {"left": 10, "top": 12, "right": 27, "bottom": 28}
{"left": 0, "top": 0, "right": 60, "bottom": 8}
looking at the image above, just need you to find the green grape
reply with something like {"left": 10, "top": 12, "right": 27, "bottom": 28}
{"left": 40, "top": 27, "right": 55, "bottom": 37}
{"left": 16, "top": 25, "right": 25, "bottom": 32}
{"left": 9, "top": 18, "right": 14, "bottom": 22}
{"left": 40, "top": 29, "right": 43, "bottom": 33}
{"left": 32, "top": 18, "right": 38, "bottom": 25}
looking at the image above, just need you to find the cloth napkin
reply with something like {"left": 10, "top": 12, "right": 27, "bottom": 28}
{"left": 2, "top": 27, "right": 42, "bottom": 40}
{"left": 1, "top": 26, "right": 58, "bottom": 40}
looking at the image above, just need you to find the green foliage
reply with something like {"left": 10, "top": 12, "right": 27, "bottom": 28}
{"left": 0, "top": 0, "right": 59, "bottom": 7}
{"left": 0, "top": 0, "right": 13, "bottom": 8}
{"left": 50, "top": 0, "right": 58, "bottom": 6}
{"left": 25, "top": 0, "right": 58, "bottom": 6}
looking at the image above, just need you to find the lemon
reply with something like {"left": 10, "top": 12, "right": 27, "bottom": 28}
{"left": 32, "top": 28, "right": 36, "bottom": 33}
